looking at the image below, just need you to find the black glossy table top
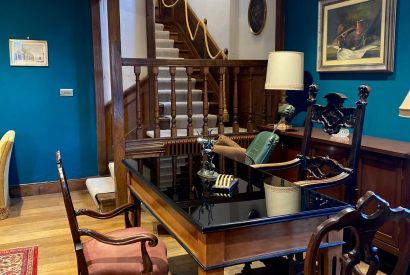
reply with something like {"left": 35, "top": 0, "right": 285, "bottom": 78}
{"left": 123, "top": 157, "right": 350, "bottom": 233}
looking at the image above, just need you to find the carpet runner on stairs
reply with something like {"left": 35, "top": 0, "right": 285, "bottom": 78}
{"left": 155, "top": 22, "right": 217, "bottom": 131}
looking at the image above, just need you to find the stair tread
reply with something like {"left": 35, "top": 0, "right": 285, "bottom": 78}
{"left": 162, "top": 101, "right": 204, "bottom": 106}
{"left": 168, "top": 114, "right": 218, "bottom": 118}
{"left": 157, "top": 77, "right": 196, "bottom": 81}
{"left": 158, "top": 89, "right": 202, "bottom": 93}
{"left": 156, "top": 57, "right": 184, "bottom": 60}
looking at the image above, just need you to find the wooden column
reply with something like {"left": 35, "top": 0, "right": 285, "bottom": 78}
{"left": 146, "top": 0, "right": 157, "bottom": 129}
{"left": 146, "top": 0, "right": 156, "bottom": 58}
{"left": 107, "top": 0, "right": 126, "bottom": 206}
{"left": 90, "top": 0, "right": 107, "bottom": 175}
{"left": 275, "top": 0, "right": 285, "bottom": 51}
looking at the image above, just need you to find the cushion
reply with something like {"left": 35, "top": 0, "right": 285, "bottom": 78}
{"left": 85, "top": 177, "right": 115, "bottom": 210}
{"left": 108, "top": 162, "right": 115, "bottom": 181}
{"left": 83, "top": 227, "right": 168, "bottom": 275}
{"left": 245, "top": 131, "right": 279, "bottom": 165}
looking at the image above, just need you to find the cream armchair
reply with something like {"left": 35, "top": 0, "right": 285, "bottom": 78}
{"left": 0, "top": 130, "right": 15, "bottom": 219}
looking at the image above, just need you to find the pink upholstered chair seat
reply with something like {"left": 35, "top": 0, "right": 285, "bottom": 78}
{"left": 83, "top": 227, "right": 168, "bottom": 275}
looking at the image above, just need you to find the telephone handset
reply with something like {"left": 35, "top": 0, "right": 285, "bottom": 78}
{"left": 211, "top": 174, "right": 239, "bottom": 195}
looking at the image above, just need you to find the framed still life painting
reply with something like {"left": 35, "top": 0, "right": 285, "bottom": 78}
{"left": 317, "top": 0, "right": 396, "bottom": 72}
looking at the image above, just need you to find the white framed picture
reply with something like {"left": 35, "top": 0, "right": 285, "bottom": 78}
{"left": 9, "top": 39, "right": 48, "bottom": 67}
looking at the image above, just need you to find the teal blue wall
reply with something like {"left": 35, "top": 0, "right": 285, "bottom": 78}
{"left": 285, "top": 0, "right": 410, "bottom": 142}
{"left": 0, "top": 0, "right": 97, "bottom": 184}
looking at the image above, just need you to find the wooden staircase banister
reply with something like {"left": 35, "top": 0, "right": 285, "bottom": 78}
{"left": 122, "top": 58, "right": 267, "bottom": 67}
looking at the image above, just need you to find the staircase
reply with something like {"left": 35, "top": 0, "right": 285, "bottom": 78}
{"left": 150, "top": 22, "right": 218, "bottom": 137}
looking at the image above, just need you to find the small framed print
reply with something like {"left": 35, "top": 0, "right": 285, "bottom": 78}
{"left": 9, "top": 39, "right": 48, "bottom": 67}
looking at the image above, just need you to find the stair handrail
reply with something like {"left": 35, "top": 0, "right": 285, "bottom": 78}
{"left": 161, "top": 0, "right": 228, "bottom": 59}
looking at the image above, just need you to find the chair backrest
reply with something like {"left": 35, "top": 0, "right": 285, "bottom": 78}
{"left": 56, "top": 151, "right": 88, "bottom": 273}
{"left": 0, "top": 130, "right": 15, "bottom": 219}
{"left": 245, "top": 131, "right": 279, "bottom": 165}
{"left": 299, "top": 84, "right": 370, "bottom": 203}
{"left": 304, "top": 191, "right": 410, "bottom": 275}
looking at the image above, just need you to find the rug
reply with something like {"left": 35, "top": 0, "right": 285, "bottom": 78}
{"left": 0, "top": 246, "right": 38, "bottom": 275}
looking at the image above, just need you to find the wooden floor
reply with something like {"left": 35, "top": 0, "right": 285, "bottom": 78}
{"left": 0, "top": 190, "right": 263, "bottom": 275}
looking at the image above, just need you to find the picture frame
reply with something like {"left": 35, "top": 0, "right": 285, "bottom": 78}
{"left": 9, "top": 39, "right": 48, "bottom": 67}
{"left": 248, "top": 0, "right": 267, "bottom": 35}
{"left": 317, "top": 0, "right": 396, "bottom": 72}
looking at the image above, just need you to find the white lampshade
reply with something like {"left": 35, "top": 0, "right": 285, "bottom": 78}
{"left": 399, "top": 90, "right": 410, "bottom": 117}
{"left": 265, "top": 51, "right": 304, "bottom": 91}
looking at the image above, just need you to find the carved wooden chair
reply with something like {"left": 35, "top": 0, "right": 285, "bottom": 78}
{"left": 253, "top": 84, "right": 371, "bottom": 204}
{"left": 56, "top": 151, "right": 168, "bottom": 275}
{"left": 304, "top": 191, "right": 410, "bottom": 275}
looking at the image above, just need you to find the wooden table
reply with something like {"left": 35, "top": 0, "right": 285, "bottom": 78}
{"left": 123, "top": 158, "right": 348, "bottom": 274}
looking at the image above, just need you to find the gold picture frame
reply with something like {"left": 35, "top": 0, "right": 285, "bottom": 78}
{"left": 248, "top": 0, "right": 267, "bottom": 35}
{"left": 317, "top": 0, "right": 396, "bottom": 72}
{"left": 9, "top": 39, "right": 48, "bottom": 67}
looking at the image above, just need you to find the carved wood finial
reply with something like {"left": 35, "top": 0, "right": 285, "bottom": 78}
{"left": 357, "top": 84, "right": 371, "bottom": 105}
{"left": 308, "top": 84, "right": 319, "bottom": 103}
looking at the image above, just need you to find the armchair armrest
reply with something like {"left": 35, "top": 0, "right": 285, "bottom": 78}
{"left": 76, "top": 203, "right": 135, "bottom": 219}
{"left": 294, "top": 172, "right": 351, "bottom": 188}
{"left": 78, "top": 228, "right": 157, "bottom": 246}
{"left": 251, "top": 158, "right": 302, "bottom": 170}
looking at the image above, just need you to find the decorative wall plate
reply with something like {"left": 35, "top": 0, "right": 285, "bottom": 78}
{"left": 248, "top": 0, "right": 267, "bottom": 35}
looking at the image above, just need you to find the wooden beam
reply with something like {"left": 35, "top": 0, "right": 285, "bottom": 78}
{"left": 107, "top": 0, "right": 127, "bottom": 206}
{"left": 146, "top": 0, "right": 156, "bottom": 58}
{"left": 275, "top": 0, "right": 285, "bottom": 51}
{"left": 91, "top": 0, "right": 108, "bottom": 175}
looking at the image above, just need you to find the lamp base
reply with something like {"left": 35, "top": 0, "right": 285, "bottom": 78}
{"left": 276, "top": 123, "right": 293, "bottom": 131}
{"left": 274, "top": 116, "right": 293, "bottom": 131}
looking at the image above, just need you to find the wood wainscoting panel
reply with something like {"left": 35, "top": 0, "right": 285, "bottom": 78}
{"left": 9, "top": 179, "right": 86, "bottom": 197}
{"left": 359, "top": 151, "right": 404, "bottom": 254}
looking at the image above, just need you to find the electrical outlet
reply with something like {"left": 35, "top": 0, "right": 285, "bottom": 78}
{"left": 60, "top": 89, "right": 74, "bottom": 97}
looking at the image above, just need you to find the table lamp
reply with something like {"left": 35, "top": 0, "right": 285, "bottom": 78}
{"left": 265, "top": 51, "right": 304, "bottom": 130}
{"left": 399, "top": 90, "right": 410, "bottom": 117}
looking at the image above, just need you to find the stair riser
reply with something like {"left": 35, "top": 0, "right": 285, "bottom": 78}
{"left": 155, "top": 31, "right": 170, "bottom": 39}
{"left": 158, "top": 67, "right": 187, "bottom": 78}
{"left": 155, "top": 23, "right": 164, "bottom": 31}
{"left": 158, "top": 90, "right": 202, "bottom": 102}
{"left": 158, "top": 79, "right": 197, "bottom": 90}
{"left": 156, "top": 48, "right": 179, "bottom": 58}
{"left": 165, "top": 115, "right": 218, "bottom": 129}
{"left": 163, "top": 102, "right": 206, "bottom": 116}
{"left": 156, "top": 39, "right": 174, "bottom": 48}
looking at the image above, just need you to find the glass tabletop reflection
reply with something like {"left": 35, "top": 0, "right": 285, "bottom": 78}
{"left": 123, "top": 156, "right": 349, "bottom": 233}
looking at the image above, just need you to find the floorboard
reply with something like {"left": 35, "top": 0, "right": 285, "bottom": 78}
{"left": 1, "top": 190, "right": 266, "bottom": 274}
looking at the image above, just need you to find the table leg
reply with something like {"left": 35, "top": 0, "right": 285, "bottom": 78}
{"left": 127, "top": 184, "right": 141, "bottom": 227}
{"left": 197, "top": 267, "right": 224, "bottom": 275}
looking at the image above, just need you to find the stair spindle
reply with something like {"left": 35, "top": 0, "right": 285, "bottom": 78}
{"left": 170, "top": 66, "right": 177, "bottom": 137}
{"left": 188, "top": 154, "right": 193, "bottom": 199}
{"left": 202, "top": 67, "right": 209, "bottom": 135}
{"left": 134, "top": 66, "right": 143, "bottom": 139}
{"left": 233, "top": 67, "right": 240, "bottom": 133}
{"left": 186, "top": 66, "right": 194, "bottom": 136}
{"left": 153, "top": 66, "right": 160, "bottom": 138}
{"left": 247, "top": 67, "right": 254, "bottom": 132}
{"left": 172, "top": 156, "right": 177, "bottom": 196}
{"left": 218, "top": 67, "right": 225, "bottom": 134}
